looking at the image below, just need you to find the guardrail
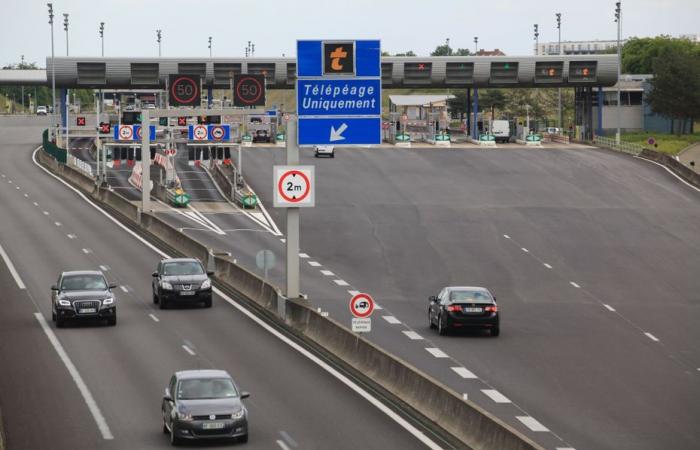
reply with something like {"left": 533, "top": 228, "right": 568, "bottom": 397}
{"left": 42, "top": 129, "right": 67, "bottom": 164}
{"left": 593, "top": 135, "right": 643, "bottom": 155}
{"left": 67, "top": 154, "right": 93, "bottom": 177}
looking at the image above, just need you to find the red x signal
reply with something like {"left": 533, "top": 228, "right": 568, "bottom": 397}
{"left": 177, "top": 117, "right": 187, "bottom": 126}
{"left": 76, "top": 117, "right": 86, "bottom": 126}
{"left": 418, "top": 63, "right": 425, "bottom": 70}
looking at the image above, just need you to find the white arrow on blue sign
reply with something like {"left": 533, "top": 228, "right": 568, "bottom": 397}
{"left": 298, "top": 118, "right": 381, "bottom": 146}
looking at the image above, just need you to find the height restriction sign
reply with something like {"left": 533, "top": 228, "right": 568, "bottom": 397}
{"left": 273, "top": 166, "right": 315, "bottom": 208}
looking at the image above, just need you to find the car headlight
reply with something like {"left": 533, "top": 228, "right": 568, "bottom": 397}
{"left": 161, "top": 281, "right": 173, "bottom": 290}
{"left": 200, "top": 279, "right": 211, "bottom": 290}
{"left": 58, "top": 299, "right": 71, "bottom": 307}
{"left": 231, "top": 409, "right": 245, "bottom": 419}
{"left": 102, "top": 297, "right": 114, "bottom": 305}
{"left": 177, "top": 411, "right": 193, "bottom": 421}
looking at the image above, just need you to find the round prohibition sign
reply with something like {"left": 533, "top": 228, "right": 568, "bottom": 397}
{"left": 236, "top": 76, "right": 264, "bottom": 105}
{"left": 210, "top": 126, "right": 225, "bottom": 141}
{"left": 170, "top": 76, "right": 199, "bottom": 104}
{"left": 350, "top": 293, "right": 375, "bottom": 318}
{"left": 118, "top": 125, "right": 133, "bottom": 140}
{"left": 193, "top": 125, "right": 208, "bottom": 140}
{"left": 277, "top": 170, "right": 311, "bottom": 203}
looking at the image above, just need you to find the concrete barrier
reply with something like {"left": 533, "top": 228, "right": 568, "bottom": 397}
{"left": 639, "top": 148, "right": 700, "bottom": 189}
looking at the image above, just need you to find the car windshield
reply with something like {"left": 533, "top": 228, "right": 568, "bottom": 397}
{"left": 177, "top": 378, "right": 238, "bottom": 400}
{"left": 449, "top": 290, "right": 493, "bottom": 304}
{"left": 163, "top": 261, "right": 204, "bottom": 276}
{"left": 61, "top": 274, "right": 107, "bottom": 291}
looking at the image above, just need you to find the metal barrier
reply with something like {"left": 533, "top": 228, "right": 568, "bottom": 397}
{"left": 67, "top": 154, "right": 93, "bottom": 177}
{"left": 593, "top": 135, "right": 644, "bottom": 156}
{"left": 42, "top": 129, "right": 67, "bottom": 164}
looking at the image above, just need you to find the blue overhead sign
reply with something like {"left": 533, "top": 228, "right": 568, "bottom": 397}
{"left": 298, "top": 118, "right": 382, "bottom": 146}
{"left": 297, "top": 79, "right": 381, "bottom": 116}
{"left": 297, "top": 39, "right": 381, "bottom": 146}
{"left": 114, "top": 124, "right": 156, "bottom": 141}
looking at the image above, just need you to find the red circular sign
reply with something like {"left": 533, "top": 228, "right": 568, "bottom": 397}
{"left": 350, "top": 293, "right": 375, "bottom": 318}
{"left": 119, "top": 125, "right": 133, "bottom": 140}
{"left": 211, "top": 126, "right": 225, "bottom": 141}
{"left": 236, "top": 76, "right": 264, "bottom": 105}
{"left": 277, "top": 170, "right": 310, "bottom": 203}
{"left": 171, "top": 76, "right": 199, "bottom": 104}
{"left": 193, "top": 125, "right": 208, "bottom": 140}
{"left": 382, "top": 122, "right": 390, "bottom": 130}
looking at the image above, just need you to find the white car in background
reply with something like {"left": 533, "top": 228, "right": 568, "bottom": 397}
{"left": 36, "top": 105, "right": 48, "bottom": 115}
{"left": 314, "top": 145, "right": 335, "bottom": 158}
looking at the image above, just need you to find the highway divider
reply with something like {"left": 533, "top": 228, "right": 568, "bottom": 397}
{"left": 638, "top": 148, "right": 700, "bottom": 189}
{"left": 38, "top": 142, "right": 543, "bottom": 450}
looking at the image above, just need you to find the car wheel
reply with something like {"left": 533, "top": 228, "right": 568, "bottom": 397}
{"left": 438, "top": 314, "right": 448, "bottom": 336}
{"left": 239, "top": 433, "right": 249, "bottom": 443}
{"left": 491, "top": 326, "right": 500, "bottom": 337}
{"left": 107, "top": 314, "right": 117, "bottom": 326}
{"left": 331, "top": 153, "right": 335, "bottom": 158}
{"left": 428, "top": 309, "right": 436, "bottom": 329}
{"left": 153, "top": 292, "right": 159, "bottom": 304}
{"left": 160, "top": 297, "right": 168, "bottom": 310}
{"left": 170, "top": 425, "right": 181, "bottom": 446}
{"left": 52, "top": 310, "right": 56, "bottom": 322}
{"left": 56, "top": 317, "right": 65, "bottom": 328}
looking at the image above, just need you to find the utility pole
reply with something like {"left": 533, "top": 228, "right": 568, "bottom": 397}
{"left": 20, "top": 55, "right": 25, "bottom": 111}
{"left": 64, "top": 12, "right": 69, "bottom": 151}
{"left": 473, "top": 36, "right": 479, "bottom": 139}
{"left": 445, "top": 37, "right": 450, "bottom": 55}
{"left": 556, "top": 12, "right": 562, "bottom": 131}
{"left": 615, "top": 1, "right": 622, "bottom": 144}
{"left": 156, "top": 29, "right": 162, "bottom": 57}
{"left": 473, "top": 36, "right": 478, "bottom": 55}
{"left": 208, "top": 36, "right": 212, "bottom": 57}
{"left": 48, "top": 3, "right": 56, "bottom": 140}
{"left": 534, "top": 24, "right": 539, "bottom": 55}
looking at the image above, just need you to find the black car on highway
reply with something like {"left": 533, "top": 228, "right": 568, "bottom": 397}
{"left": 162, "top": 370, "right": 249, "bottom": 445}
{"left": 51, "top": 270, "right": 118, "bottom": 327}
{"left": 152, "top": 258, "right": 213, "bottom": 309}
{"left": 429, "top": 286, "right": 499, "bottom": 336}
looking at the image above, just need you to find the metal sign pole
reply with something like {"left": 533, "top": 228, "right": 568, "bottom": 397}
{"left": 141, "top": 110, "right": 151, "bottom": 212}
{"left": 286, "top": 118, "right": 300, "bottom": 299}
{"left": 95, "top": 95, "right": 101, "bottom": 182}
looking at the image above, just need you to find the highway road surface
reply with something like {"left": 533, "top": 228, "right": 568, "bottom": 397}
{"left": 0, "top": 116, "right": 442, "bottom": 450}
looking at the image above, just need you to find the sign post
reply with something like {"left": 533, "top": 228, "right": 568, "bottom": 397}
{"left": 287, "top": 119, "right": 299, "bottom": 299}
{"left": 141, "top": 109, "right": 151, "bottom": 213}
{"left": 350, "top": 293, "right": 375, "bottom": 333}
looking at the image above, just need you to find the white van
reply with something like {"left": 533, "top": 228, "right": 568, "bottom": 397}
{"left": 491, "top": 120, "right": 511, "bottom": 143}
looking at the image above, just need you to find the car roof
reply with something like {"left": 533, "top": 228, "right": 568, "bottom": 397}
{"left": 445, "top": 286, "right": 491, "bottom": 292}
{"left": 176, "top": 369, "right": 231, "bottom": 380}
{"left": 161, "top": 258, "right": 201, "bottom": 264}
{"left": 61, "top": 270, "right": 105, "bottom": 277}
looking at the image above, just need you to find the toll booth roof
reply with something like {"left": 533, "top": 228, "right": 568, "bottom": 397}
{"left": 389, "top": 94, "right": 455, "bottom": 108}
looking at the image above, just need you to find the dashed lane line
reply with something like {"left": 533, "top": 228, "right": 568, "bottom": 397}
{"left": 451, "top": 367, "right": 478, "bottom": 379}
{"left": 149, "top": 314, "right": 160, "bottom": 323}
{"left": 521, "top": 247, "right": 529, "bottom": 253}
{"left": 543, "top": 263, "right": 553, "bottom": 269}
{"left": 603, "top": 304, "right": 616, "bottom": 312}
{"left": 570, "top": 281, "right": 581, "bottom": 288}
{"left": 644, "top": 332, "right": 660, "bottom": 342}
{"left": 517, "top": 416, "right": 550, "bottom": 432}
{"left": 402, "top": 331, "right": 424, "bottom": 340}
{"left": 320, "top": 270, "right": 335, "bottom": 276}
{"left": 347, "top": 290, "right": 360, "bottom": 296}
{"left": 67, "top": 234, "right": 77, "bottom": 239}
{"left": 481, "top": 389, "right": 512, "bottom": 404}
{"left": 182, "top": 345, "right": 196, "bottom": 355}
{"left": 382, "top": 316, "right": 401, "bottom": 324}
{"left": 119, "top": 286, "right": 129, "bottom": 293}
{"left": 82, "top": 248, "right": 92, "bottom": 254}
{"left": 333, "top": 279, "right": 349, "bottom": 286}
{"left": 425, "top": 348, "right": 449, "bottom": 358}
{"left": 308, "top": 261, "right": 322, "bottom": 267}
{"left": 299, "top": 253, "right": 309, "bottom": 259}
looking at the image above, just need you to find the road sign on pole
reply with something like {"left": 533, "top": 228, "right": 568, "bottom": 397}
{"left": 169, "top": 75, "right": 201, "bottom": 107}
{"left": 349, "top": 293, "right": 375, "bottom": 318}
{"left": 273, "top": 165, "right": 315, "bottom": 207}
{"left": 298, "top": 117, "right": 381, "bottom": 146}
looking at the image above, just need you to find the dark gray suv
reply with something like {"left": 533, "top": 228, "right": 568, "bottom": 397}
{"left": 162, "top": 370, "right": 249, "bottom": 445}
{"left": 51, "top": 270, "right": 118, "bottom": 327}
{"left": 152, "top": 258, "right": 213, "bottom": 309}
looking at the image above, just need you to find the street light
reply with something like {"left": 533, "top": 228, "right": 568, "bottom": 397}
{"left": 615, "top": 1, "right": 622, "bottom": 144}
{"left": 63, "top": 13, "right": 69, "bottom": 56}
{"left": 208, "top": 36, "right": 212, "bottom": 57}
{"left": 473, "top": 36, "right": 478, "bottom": 55}
{"left": 63, "top": 12, "right": 69, "bottom": 151}
{"left": 99, "top": 22, "right": 104, "bottom": 56}
{"left": 533, "top": 24, "right": 539, "bottom": 55}
{"left": 556, "top": 13, "right": 562, "bottom": 131}
{"left": 48, "top": 3, "right": 56, "bottom": 139}
{"left": 156, "top": 29, "right": 162, "bottom": 57}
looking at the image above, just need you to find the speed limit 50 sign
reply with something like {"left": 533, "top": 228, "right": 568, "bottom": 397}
{"left": 169, "top": 74, "right": 201, "bottom": 107}
{"left": 273, "top": 166, "right": 315, "bottom": 208}
{"left": 233, "top": 74, "right": 266, "bottom": 107}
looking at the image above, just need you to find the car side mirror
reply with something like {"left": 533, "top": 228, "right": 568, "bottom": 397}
{"left": 108, "top": 283, "right": 117, "bottom": 289}
{"left": 240, "top": 391, "right": 250, "bottom": 399}
{"left": 51, "top": 285, "right": 59, "bottom": 291}
{"left": 163, "top": 394, "right": 172, "bottom": 402}
{"left": 429, "top": 296, "right": 437, "bottom": 303}
{"left": 206, "top": 271, "right": 214, "bottom": 276}
{"left": 152, "top": 272, "right": 159, "bottom": 277}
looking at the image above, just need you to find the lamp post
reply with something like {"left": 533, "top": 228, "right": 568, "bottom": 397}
{"left": 99, "top": 22, "right": 104, "bottom": 112}
{"left": 20, "top": 55, "right": 25, "bottom": 111}
{"left": 63, "top": 13, "right": 70, "bottom": 151}
{"left": 534, "top": 24, "right": 539, "bottom": 55}
{"left": 156, "top": 29, "right": 162, "bottom": 57}
{"left": 615, "top": 1, "right": 622, "bottom": 144}
{"left": 556, "top": 13, "right": 562, "bottom": 131}
{"left": 208, "top": 36, "right": 212, "bottom": 57}
{"left": 473, "top": 36, "right": 478, "bottom": 54}
{"left": 48, "top": 3, "right": 56, "bottom": 139}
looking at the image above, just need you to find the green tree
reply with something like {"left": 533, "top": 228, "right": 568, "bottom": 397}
{"left": 447, "top": 90, "right": 468, "bottom": 117}
{"left": 454, "top": 48, "right": 471, "bottom": 56}
{"left": 394, "top": 50, "right": 416, "bottom": 56}
{"left": 622, "top": 36, "right": 700, "bottom": 74}
{"left": 431, "top": 44, "right": 452, "bottom": 56}
{"left": 646, "top": 45, "right": 700, "bottom": 134}
{"left": 478, "top": 89, "right": 506, "bottom": 121}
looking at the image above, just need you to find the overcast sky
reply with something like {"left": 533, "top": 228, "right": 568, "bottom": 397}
{"left": 1, "top": 0, "right": 698, "bottom": 67}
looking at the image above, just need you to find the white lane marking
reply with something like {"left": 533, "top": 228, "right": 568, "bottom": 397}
{"left": 320, "top": 270, "right": 335, "bottom": 276}
{"left": 149, "top": 314, "right": 160, "bottom": 323}
{"left": 382, "top": 316, "right": 401, "bottom": 324}
{"left": 517, "top": 416, "right": 550, "bottom": 432}
{"left": 543, "top": 263, "right": 553, "bottom": 269}
{"left": 333, "top": 279, "right": 349, "bottom": 286}
{"left": 462, "top": 393, "right": 469, "bottom": 400}
{"left": 556, "top": 448, "right": 576, "bottom": 450}
{"left": 182, "top": 345, "right": 196, "bottom": 355}
{"left": 67, "top": 234, "right": 77, "bottom": 239}
{"left": 570, "top": 281, "right": 581, "bottom": 288}
{"left": 119, "top": 285, "right": 129, "bottom": 293}
{"left": 299, "top": 253, "right": 309, "bottom": 259}
{"left": 481, "top": 389, "right": 511, "bottom": 403}
{"left": 308, "top": 261, "right": 322, "bottom": 267}
{"left": 82, "top": 248, "right": 92, "bottom": 254}
{"left": 0, "top": 244, "right": 26, "bottom": 289}
{"left": 280, "top": 238, "right": 286, "bottom": 243}
{"left": 99, "top": 265, "right": 110, "bottom": 272}
{"left": 374, "top": 304, "right": 383, "bottom": 310}
{"left": 347, "top": 290, "right": 361, "bottom": 296}
{"left": 451, "top": 367, "right": 478, "bottom": 379}
{"left": 34, "top": 313, "right": 114, "bottom": 439}
{"left": 603, "top": 304, "right": 616, "bottom": 312}
{"left": 276, "top": 440, "right": 292, "bottom": 450}
{"left": 402, "top": 331, "right": 424, "bottom": 340}
{"left": 0, "top": 174, "right": 4, "bottom": 177}
{"left": 644, "top": 332, "right": 660, "bottom": 342}
{"left": 24, "top": 193, "right": 29, "bottom": 197}
{"left": 55, "top": 222, "right": 62, "bottom": 227}
{"left": 425, "top": 348, "right": 449, "bottom": 358}
{"left": 279, "top": 431, "right": 298, "bottom": 448}
{"left": 16, "top": 186, "right": 20, "bottom": 190}
{"left": 43, "top": 211, "right": 50, "bottom": 216}
{"left": 32, "top": 148, "right": 445, "bottom": 450}
{"left": 635, "top": 156, "right": 700, "bottom": 193}
{"left": 7, "top": 180, "right": 12, "bottom": 184}
{"left": 503, "top": 234, "right": 510, "bottom": 239}
{"left": 521, "top": 247, "right": 529, "bottom": 253}
{"left": 33, "top": 202, "right": 38, "bottom": 206}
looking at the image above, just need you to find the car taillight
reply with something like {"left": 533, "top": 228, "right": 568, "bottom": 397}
{"left": 484, "top": 305, "right": 498, "bottom": 313}
{"left": 446, "top": 305, "right": 461, "bottom": 312}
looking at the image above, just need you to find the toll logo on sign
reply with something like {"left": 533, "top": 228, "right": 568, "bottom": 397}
{"left": 324, "top": 42, "right": 354, "bottom": 75}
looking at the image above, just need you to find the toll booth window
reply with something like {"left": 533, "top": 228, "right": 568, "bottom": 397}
{"left": 404, "top": 63, "right": 432, "bottom": 85}
{"left": 130, "top": 63, "right": 159, "bottom": 85}
{"left": 178, "top": 63, "right": 206, "bottom": 77}
{"left": 286, "top": 64, "right": 296, "bottom": 85}
{"left": 213, "top": 63, "right": 242, "bottom": 87}
{"left": 381, "top": 63, "right": 393, "bottom": 85}
{"left": 446, "top": 62, "right": 474, "bottom": 84}
{"left": 77, "top": 62, "right": 106, "bottom": 86}
{"left": 569, "top": 61, "right": 597, "bottom": 82}
{"left": 534, "top": 62, "right": 563, "bottom": 83}
{"left": 248, "top": 63, "right": 275, "bottom": 84}
{"left": 490, "top": 62, "right": 519, "bottom": 83}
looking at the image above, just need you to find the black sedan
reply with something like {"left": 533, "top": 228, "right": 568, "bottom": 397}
{"left": 428, "top": 286, "right": 500, "bottom": 336}
{"left": 152, "top": 258, "right": 213, "bottom": 309}
{"left": 51, "top": 270, "right": 118, "bottom": 327}
{"left": 162, "top": 370, "right": 249, "bottom": 445}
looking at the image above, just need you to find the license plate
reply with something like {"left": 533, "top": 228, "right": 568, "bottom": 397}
{"left": 202, "top": 422, "right": 225, "bottom": 429}
{"left": 79, "top": 308, "right": 97, "bottom": 313}
{"left": 464, "top": 307, "right": 482, "bottom": 313}
{"left": 179, "top": 291, "right": 195, "bottom": 296}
